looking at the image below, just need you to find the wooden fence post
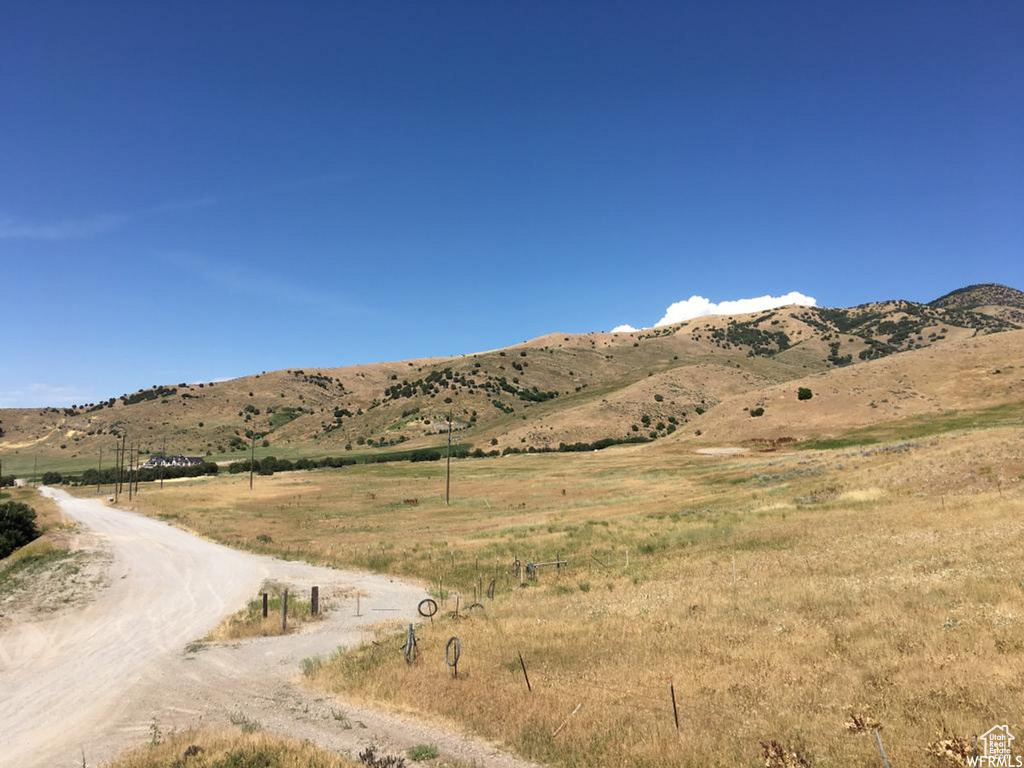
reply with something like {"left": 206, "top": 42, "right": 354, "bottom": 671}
{"left": 311, "top": 586, "right": 319, "bottom": 615}
{"left": 518, "top": 652, "right": 532, "bottom": 692}
{"left": 670, "top": 682, "right": 680, "bottom": 731}
{"left": 281, "top": 589, "right": 289, "bottom": 632}
{"left": 262, "top": 592, "right": 268, "bottom": 618}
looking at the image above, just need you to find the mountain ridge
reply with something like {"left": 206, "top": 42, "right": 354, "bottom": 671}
{"left": 929, "top": 282, "right": 1024, "bottom": 310}
{"left": 2, "top": 283, "right": 1021, "bottom": 471}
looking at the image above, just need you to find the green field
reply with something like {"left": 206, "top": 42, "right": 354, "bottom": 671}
{"left": 797, "top": 399, "right": 1024, "bottom": 450}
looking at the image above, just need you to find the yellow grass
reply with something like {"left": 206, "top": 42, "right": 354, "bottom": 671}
{"left": 4, "top": 485, "right": 69, "bottom": 531}
{"left": 206, "top": 582, "right": 327, "bottom": 641}
{"left": 1, "top": 535, "right": 60, "bottom": 566}
{"left": 121, "top": 429, "right": 1024, "bottom": 767}
{"left": 102, "top": 728, "right": 358, "bottom": 768}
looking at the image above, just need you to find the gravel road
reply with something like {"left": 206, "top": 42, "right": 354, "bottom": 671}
{"left": 0, "top": 488, "right": 538, "bottom": 768}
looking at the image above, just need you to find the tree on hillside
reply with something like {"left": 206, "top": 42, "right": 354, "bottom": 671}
{"left": 798, "top": 387, "right": 813, "bottom": 401}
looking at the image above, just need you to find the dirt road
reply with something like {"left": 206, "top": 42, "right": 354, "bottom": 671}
{"left": 0, "top": 489, "right": 537, "bottom": 768}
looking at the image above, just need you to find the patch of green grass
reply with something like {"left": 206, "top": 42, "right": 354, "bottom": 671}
{"left": 228, "top": 711, "right": 262, "bottom": 733}
{"left": 407, "top": 744, "right": 439, "bottom": 762}
{"left": 269, "top": 406, "right": 305, "bottom": 430}
{"left": 798, "top": 435, "right": 882, "bottom": 450}
{"left": 799, "top": 400, "right": 1024, "bottom": 450}
{"left": 301, "top": 656, "right": 323, "bottom": 677}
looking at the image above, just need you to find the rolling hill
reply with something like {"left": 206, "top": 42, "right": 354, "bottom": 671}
{"left": 2, "top": 283, "right": 1022, "bottom": 474}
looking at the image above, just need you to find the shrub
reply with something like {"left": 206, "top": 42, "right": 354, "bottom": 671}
{"left": 798, "top": 387, "right": 813, "bottom": 401}
{"left": 407, "top": 744, "right": 439, "bottom": 762}
{"left": 360, "top": 745, "right": 407, "bottom": 767}
{"left": 79, "top": 462, "right": 218, "bottom": 485}
{"left": 0, "top": 501, "right": 41, "bottom": 558}
{"left": 41, "top": 472, "right": 64, "bottom": 485}
{"left": 750, "top": 407, "right": 765, "bottom": 417}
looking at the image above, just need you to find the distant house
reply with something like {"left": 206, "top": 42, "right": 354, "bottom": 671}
{"left": 141, "top": 455, "right": 204, "bottom": 469}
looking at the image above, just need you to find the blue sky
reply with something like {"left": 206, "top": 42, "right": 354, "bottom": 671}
{"left": 2, "top": 1, "right": 1022, "bottom": 407}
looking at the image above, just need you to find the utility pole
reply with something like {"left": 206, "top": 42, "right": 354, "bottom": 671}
{"left": 445, "top": 410, "right": 452, "bottom": 506}
{"left": 133, "top": 441, "right": 141, "bottom": 496}
{"left": 32, "top": 455, "right": 37, "bottom": 487}
{"left": 249, "top": 430, "right": 256, "bottom": 491}
{"left": 128, "top": 442, "right": 134, "bottom": 501}
{"left": 118, "top": 433, "right": 127, "bottom": 500}
{"left": 97, "top": 447, "right": 102, "bottom": 494}
{"left": 160, "top": 436, "right": 167, "bottom": 490}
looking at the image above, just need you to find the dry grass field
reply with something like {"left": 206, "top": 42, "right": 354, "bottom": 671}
{"left": 113, "top": 419, "right": 1024, "bottom": 767}
{"left": 102, "top": 729, "right": 359, "bottom": 768}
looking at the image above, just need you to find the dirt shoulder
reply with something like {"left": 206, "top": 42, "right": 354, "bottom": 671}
{"left": 0, "top": 526, "right": 111, "bottom": 630}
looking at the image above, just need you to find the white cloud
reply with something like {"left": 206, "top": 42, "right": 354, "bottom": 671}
{"left": 610, "top": 291, "right": 817, "bottom": 332}
{"left": 655, "top": 291, "right": 817, "bottom": 326}
{"left": 0, "top": 213, "right": 128, "bottom": 240}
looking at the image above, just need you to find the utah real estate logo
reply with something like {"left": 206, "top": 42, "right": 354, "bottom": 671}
{"left": 973, "top": 725, "right": 1020, "bottom": 767}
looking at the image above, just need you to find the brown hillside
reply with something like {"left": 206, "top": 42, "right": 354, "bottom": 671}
{"left": 930, "top": 282, "right": 1024, "bottom": 311}
{"left": 674, "top": 328, "right": 1024, "bottom": 447}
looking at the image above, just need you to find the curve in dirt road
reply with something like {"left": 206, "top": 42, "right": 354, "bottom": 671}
{"left": 0, "top": 488, "right": 442, "bottom": 768}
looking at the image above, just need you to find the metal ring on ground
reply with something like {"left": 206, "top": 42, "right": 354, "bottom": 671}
{"left": 417, "top": 598, "right": 438, "bottom": 618}
{"left": 445, "top": 636, "right": 461, "bottom": 668}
